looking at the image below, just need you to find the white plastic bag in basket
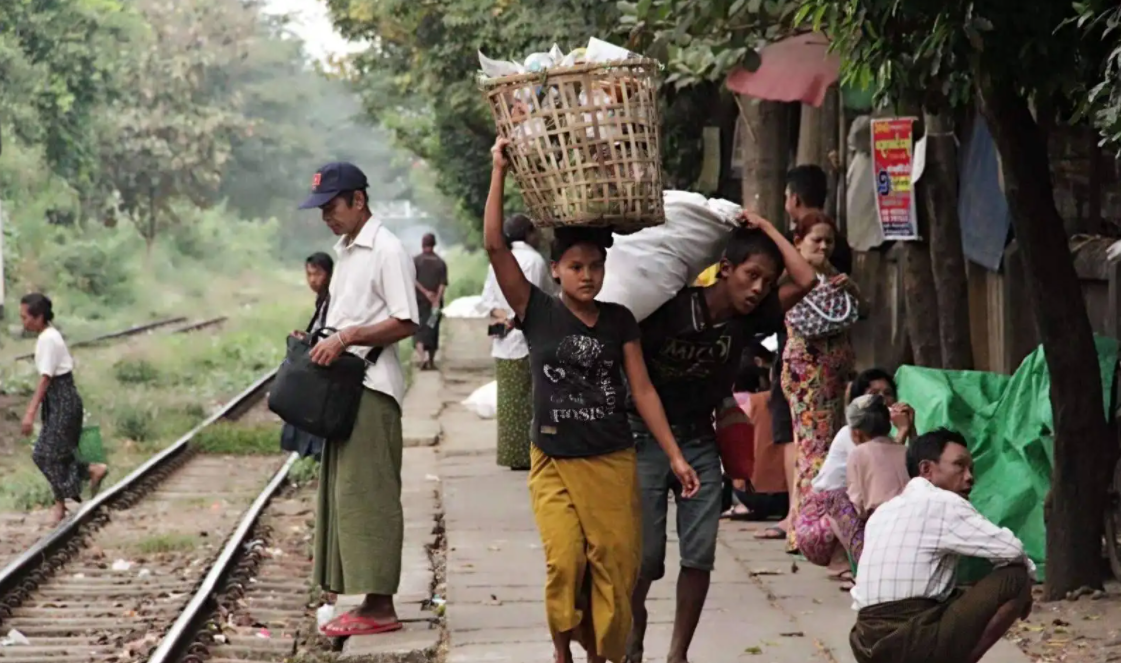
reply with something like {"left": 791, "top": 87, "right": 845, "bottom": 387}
{"left": 462, "top": 381, "right": 498, "bottom": 420}
{"left": 597, "top": 190, "right": 742, "bottom": 322}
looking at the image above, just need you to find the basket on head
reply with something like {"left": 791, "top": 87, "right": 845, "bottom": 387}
{"left": 480, "top": 58, "right": 665, "bottom": 232}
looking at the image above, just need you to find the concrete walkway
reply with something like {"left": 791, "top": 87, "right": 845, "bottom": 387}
{"left": 436, "top": 367, "right": 1032, "bottom": 663}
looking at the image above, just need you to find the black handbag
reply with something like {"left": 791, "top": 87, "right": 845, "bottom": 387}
{"left": 268, "top": 328, "right": 382, "bottom": 440}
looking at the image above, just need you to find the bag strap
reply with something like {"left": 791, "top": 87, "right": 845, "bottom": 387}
{"left": 313, "top": 327, "right": 385, "bottom": 366}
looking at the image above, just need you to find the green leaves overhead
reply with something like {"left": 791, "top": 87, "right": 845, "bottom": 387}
{"left": 617, "top": 0, "right": 794, "bottom": 89}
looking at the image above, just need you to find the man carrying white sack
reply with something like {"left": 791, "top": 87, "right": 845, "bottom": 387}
{"left": 623, "top": 212, "right": 816, "bottom": 663}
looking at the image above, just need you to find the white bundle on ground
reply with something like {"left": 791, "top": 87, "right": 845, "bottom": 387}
{"left": 462, "top": 381, "right": 498, "bottom": 419}
{"left": 443, "top": 296, "right": 489, "bottom": 319}
{"left": 597, "top": 190, "right": 742, "bottom": 321}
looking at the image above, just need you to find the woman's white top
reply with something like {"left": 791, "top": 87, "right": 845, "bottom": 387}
{"left": 35, "top": 327, "right": 74, "bottom": 377}
{"left": 481, "top": 242, "right": 553, "bottom": 360}
{"left": 812, "top": 425, "right": 854, "bottom": 492}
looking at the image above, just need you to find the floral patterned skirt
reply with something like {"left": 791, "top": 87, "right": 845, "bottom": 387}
{"left": 496, "top": 357, "right": 533, "bottom": 470}
{"left": 781, "top": 327, "right": 853, "bottom": 551}
{"left": 793, "top": 488, "right": 865, "bottom": 566}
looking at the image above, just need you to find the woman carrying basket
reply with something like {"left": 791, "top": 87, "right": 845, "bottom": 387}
{"left": 20, "top": 293, "right": 109, "bottom": 525}
{"left": 485, "top": 137, "right": 699, "bottom": 663}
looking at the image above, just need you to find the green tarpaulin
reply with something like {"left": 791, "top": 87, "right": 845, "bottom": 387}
{"left": 894, "top": 335, "right": 1118, "bottom": 581}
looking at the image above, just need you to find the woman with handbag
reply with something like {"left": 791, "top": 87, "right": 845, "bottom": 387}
{"left": 780, "top": 211, "right": 863, "bottom": 553}
{"left": 485, "top": 137, "right": 699, "bottom": 663}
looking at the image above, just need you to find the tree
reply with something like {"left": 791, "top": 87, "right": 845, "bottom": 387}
{"left": 622, "top": 0, "right": 976, "bottom": 370}
{"left": 97, "top": 0, "right": 258, "bottom": 249}
{"left": 0, "top": 0, "right": 141, "bottom": 208}
{"left": 797, "top": 0, "right": 1115, "bottom": 598}
{"left": 1076, "top": 2, "right": 1121, "bottom": 148}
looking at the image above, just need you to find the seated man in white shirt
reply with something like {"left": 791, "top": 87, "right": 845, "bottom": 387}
{"left": 849, "top": 428, "right": 1034, "bottom": 663}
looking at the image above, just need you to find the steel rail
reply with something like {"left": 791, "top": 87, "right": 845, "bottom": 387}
{"left": 147, "top": 452, "right": 299, "bottom": 663}
{"left": 11, "top": 317, "right": 188, "bottom": 361}
{"left": 0, "top": 367, "right": 278, "bottom": 601}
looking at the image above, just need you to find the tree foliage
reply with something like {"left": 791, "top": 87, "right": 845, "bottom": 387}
{"left": 0, "top": 0, "right": 434, "bottom": 252}
{"left": 1075, "top": 1, "right": 1121, "bottom": 147}
{"left": 619, "top": 0, "right": 793, "bottom": 89}
{"left": 325, "top": 0, "right": 621, "bottom": 234}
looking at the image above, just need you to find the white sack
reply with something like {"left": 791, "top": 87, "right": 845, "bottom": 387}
{"left": 597, "top": 190, "right": 742, "bottom": 321}
{"left": 443, "top": 296, "right": 489, "bottom": 319}
{"left": 462, "top": 381, "right": 498, "bottom": 419}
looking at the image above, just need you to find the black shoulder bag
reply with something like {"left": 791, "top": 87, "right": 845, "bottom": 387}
{"left": 268, "top": 328, "right": 383, "bottom": 440}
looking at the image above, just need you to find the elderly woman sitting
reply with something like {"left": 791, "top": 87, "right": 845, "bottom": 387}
{"left": 793, "top": 394, "right": 909, "bottom": 579}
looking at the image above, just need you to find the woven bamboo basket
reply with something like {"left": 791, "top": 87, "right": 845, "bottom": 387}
{"left": 480, "top": 58, "right": 664, "bottom": 231}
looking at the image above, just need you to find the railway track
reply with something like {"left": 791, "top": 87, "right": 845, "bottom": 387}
{"left": 12, "top": 316, "right": 229, "bottom": 363}
{"left": 0, "top": 369, "right": 321, "bottom": 663}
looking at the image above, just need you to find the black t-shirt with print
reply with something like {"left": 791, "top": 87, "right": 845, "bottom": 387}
{"left": 633, "top": 287, "right": 784, "bottom": 427}
{"left": 519, "top": 285, "right": 641, "bottom": 458}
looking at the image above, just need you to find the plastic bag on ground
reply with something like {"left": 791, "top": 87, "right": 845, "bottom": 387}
{"left": 597, "top": 190, "right": 742, "bottom": 321}
{"left": 443, "top": 296, "right": 489, "bottom": 319}
{"left": 462, "top": 381, "right": 498, "bottom": 419}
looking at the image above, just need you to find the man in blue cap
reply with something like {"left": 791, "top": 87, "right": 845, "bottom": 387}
{"left": 297, "top": 162, "right": 421, "bottom": 637}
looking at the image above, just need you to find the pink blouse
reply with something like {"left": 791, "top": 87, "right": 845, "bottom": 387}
{"left": 846, "top": 438, "right": 909, "bottom": 518}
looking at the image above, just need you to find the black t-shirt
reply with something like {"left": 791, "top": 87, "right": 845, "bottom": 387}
{"left": 634, "top": 287, "right": 784, "bottom": 426}
{"left": 519, "top": 285, "right": 641, "bottom": 458}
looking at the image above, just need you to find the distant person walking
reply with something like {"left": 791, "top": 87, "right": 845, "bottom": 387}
{"left": 20, "top": 293, "right": 108, "bottom": 525}
{"left": 413, "top": 233, "right": 448, "bottom": 371}
{"left": 481, "top": 214, "right": 552, "bottom": 470}
{"left": 296, "top": 162, "right": 420, "bottom": 637}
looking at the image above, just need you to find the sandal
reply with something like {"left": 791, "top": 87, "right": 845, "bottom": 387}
{"left": 320, "top": 612, "right": 403, "bottom": 637}
{"left": 721, "top": 505, "right": 755, "bottom": 521}
{"left": 754, "top": 526, "right": 786, "bottom": 540}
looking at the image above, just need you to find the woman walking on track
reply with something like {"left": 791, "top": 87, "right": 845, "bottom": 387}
{"left": 20, "top": 293, "right": 108, "bottom": 525}
{"left": 781, "top": 211, "right": 861, "bottom": 553}
{"left": 481, "top": 213, "right": 553, "bottom": 470}
{"left": 484, "top": 137, "right": 699, "bottom": 663}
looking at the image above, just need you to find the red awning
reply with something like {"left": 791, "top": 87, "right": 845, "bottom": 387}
{"left": 725, "top": 32, "right": 840, "bottom": 107}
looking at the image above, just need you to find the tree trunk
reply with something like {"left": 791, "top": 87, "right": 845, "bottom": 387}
{"left": 901, "top": 238, "right": 942, "bottom": 367}
{"left": 976, "top": 73, "right": 1116, "bottom": 600}
{"left": 796, "top": 87, "right": 841, "bottom": 217}
{"left": 921, "top": 109, "right": 974, "bottom": 370}
{"left": 738, "top": 96, "right": 790, "bottom": 229}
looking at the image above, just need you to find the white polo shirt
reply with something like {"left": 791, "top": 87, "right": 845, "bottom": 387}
{"left": 326, "top": 217, "right": 419, "bottom": 407}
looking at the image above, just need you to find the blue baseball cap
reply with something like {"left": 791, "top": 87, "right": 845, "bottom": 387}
{"left": 298, "top": 162, "right": 370, "bottom": 209}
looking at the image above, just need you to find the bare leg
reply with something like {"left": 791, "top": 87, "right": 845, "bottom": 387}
{"left": 966, "top": 583, "right": 1032, "bottom": 663}
{"left": 48, "top": 500, "right": 66, "bottom": 525}
{"left": 354, "top": 593, "right": 398, "bottom": 623}
{"left": 667, "top": 568, "right": 710, "bottom": 663}
{"left": 88, "top": 463, "right": 108, "bottom": 496}
{"left": 626, "top": 578, "right": 652, "bottom": 662}
{"left": 551, "top": 630, "right": 574, "bottom": 663}
{"left": 823, "top": 517, "right": 850, "bottom": 578}
{"left": 776, "top": 442, "right": 797, "bottom": 531}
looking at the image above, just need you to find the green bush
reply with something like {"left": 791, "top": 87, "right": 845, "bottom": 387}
{"left": 113, "top": 358, "right": 161, "bottom": 384}
{"left": 114, "top": 403, "right": 157, "bottom": 442}
{"left": 192, "top": 422, "right": 280, "bottom": 455}
{"left": 46, "top": 235, "right": 137, "bottom": 302}
{"left": 443, "top": 248, "right": 490, "bottom": 301}
{"left": 288, "top": 456, "right": 319, "bottom": 485}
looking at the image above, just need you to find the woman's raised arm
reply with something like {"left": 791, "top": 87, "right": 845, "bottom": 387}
{"left": 483, "top": 137, "right": 532, "bottom": 320}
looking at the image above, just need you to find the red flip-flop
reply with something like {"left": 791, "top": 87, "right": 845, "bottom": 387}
{"left": 320, "top": 612, "right": 403, "bottom": 637}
